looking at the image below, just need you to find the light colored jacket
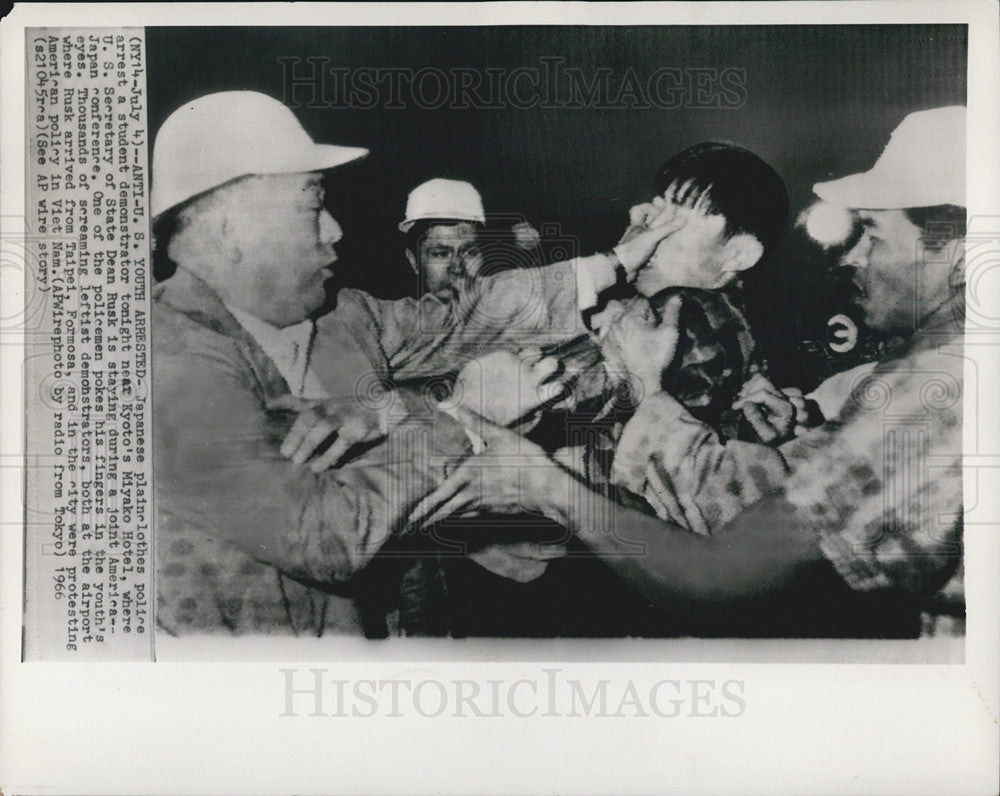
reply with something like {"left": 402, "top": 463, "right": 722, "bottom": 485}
{"left": 154, "top": 261, "right": 588, "bottom": 635}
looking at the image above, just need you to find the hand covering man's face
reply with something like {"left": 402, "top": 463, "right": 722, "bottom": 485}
{"left": 632, "top": 189, "right": 761, "bottom": 296}
{"left": 220, "top": 172, "right": 341, "bottom": 327}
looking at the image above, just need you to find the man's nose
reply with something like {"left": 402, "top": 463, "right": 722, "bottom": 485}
{"left": 447, "top": 252, "right": 466, "bottom": 273}
{"left": 841, "top": 235, "right": 870, "bottom": 269}
{"left": 319, "top": 211, "right": 342, "bottom": 246}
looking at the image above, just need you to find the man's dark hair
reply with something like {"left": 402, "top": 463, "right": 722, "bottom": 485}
{"left": 654, "top": 142, "right": 789, "bottom": 255}
{"left": 903, "top": 204, "right": 966, "bottom": 252}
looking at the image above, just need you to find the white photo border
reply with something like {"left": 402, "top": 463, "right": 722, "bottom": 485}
{"left": 1, "top": 2, "right": 998, "bottom": 794}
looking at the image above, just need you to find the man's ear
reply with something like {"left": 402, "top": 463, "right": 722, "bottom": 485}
{"left": 720, "top": 233, "right": 764, "bottom": 275}
{"left": 404, "top": 248, "right": 419, "bottom": 275}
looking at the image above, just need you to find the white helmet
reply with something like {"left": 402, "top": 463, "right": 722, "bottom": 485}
{"left": 813, "top": 105, "right": 965, "bottom": 209}
{"left": 399, "top": 178, "right": 485, "bottom": 233}
{"left": 151, "top": 91, "right": 368, "bottom": 218}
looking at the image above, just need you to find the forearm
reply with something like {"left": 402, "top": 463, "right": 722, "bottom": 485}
{"left": 156, "top": 354, "right": 471, "bottom": 585}
{"left": 465, "top": 255, "right": 608, "bottom": 338}
{"left": 160, "top": 420, "right": 435, "bottom": 584}
{"left": 378, "top": 255, "right": 614, "bottom": 378}
{"left": 291, "top": 406, "right": 474, "bottom": 579}
{"left": 551, "top": 481, "right": 823, "bottom": 608}
{"left": 311, "top": 413, "right": 470, "bottom": 576}
{"left": 613, "top": 391, "right": 789, "bottom": 533}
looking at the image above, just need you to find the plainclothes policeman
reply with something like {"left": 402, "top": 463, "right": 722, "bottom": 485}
{"left": 151, "top": 92, "right": 563, "bottom": 635}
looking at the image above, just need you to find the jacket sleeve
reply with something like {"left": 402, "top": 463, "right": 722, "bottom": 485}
{"left": 360, "top": 257, "right": 604, "bottom": 378}
{"left": 782, "top": 347, "right": 964, "bottom": 595}
{"left": 611, "top": 391, "right": 790, "bottom": 534}
{"left": 154, "top": 340, "right": 471, "bottom": 585}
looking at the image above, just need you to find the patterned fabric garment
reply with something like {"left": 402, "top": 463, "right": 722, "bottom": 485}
{"left": 781, "top": 327, "right": 965, "bottom": 635}
{"left": 610, "top": 295, "right": 965, "bottom": 632}
{"left": 656, "top": 286, "right": 761, "bottom": 426}
{"left": 611, "top": 391, "right": 789, "bottom": 536}
{"left": 781, "top": 332, "right": 964, "bottom": 597}
{"left": 586, "top": 286, "right": 760, "bottom": 428}
{"left": 576, "top": 286, "right": 763, "bottom": 518}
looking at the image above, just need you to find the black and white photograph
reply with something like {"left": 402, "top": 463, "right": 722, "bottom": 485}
{"left": 2, "top": 3, "right": 998, "bottom": 794}
{"left": 143, "top": 24, "right": 969, "bottom": 643}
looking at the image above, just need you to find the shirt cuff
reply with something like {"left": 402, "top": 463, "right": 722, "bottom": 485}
{"left": 575, "top": 253, "right": 616, "bottom": 313}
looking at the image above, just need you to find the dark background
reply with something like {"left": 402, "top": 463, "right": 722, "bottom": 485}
{"left": 147, "top": 25, "right": 966, "bottom": 387}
